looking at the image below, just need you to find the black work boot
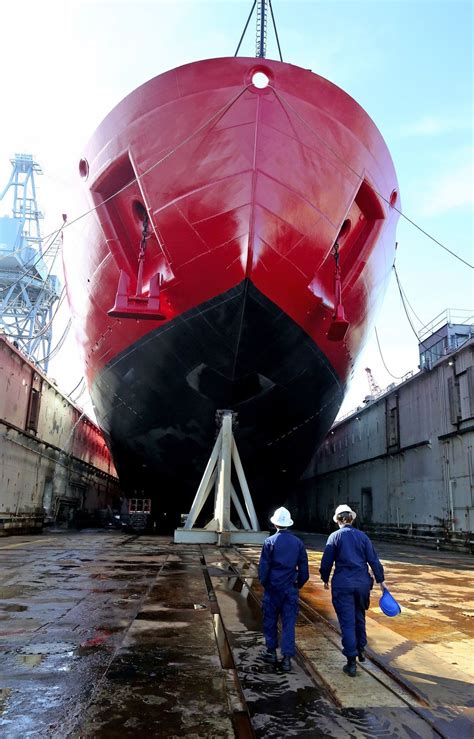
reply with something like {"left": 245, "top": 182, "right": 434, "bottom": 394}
{"left": 358, "top": 650, "right": 366, "bottom": 662}
{"left": 343, "top": 656, "right": 357, "bottom": 677}
{"left": 281, "top": 655, "right": 292, "bottom": 672}
{"left": 260, "top": 648, "right": 277, "bottom": 665}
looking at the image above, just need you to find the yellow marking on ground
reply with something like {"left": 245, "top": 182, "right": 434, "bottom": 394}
{"left": 0, "top": 537, "right": 56, "bottom": 550}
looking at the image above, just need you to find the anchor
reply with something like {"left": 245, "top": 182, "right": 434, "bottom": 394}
{"left": 327, "top": 240, "right": 350, "bottom": 341}
{"left": 108, "top": 214, "right": 165, "bottom": 320}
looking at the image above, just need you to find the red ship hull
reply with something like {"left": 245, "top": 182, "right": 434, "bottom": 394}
{"left": 64, "top": 57, "right": 399, "bottom": 525}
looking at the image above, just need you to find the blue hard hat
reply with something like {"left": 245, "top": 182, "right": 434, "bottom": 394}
{"left": 379, "top": 589, "right": 401, "bottom": 617}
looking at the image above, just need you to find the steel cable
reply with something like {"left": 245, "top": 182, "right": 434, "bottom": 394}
{"left": 270, "top": 87, "right": 473, "bottom": 269}
{"left": 374, "top": 326, "right": 406, "bottom": 380}
{"left": 37, "top": 85, "right": 253, "bottom": 247}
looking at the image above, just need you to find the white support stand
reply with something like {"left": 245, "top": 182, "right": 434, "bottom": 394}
{"left": 174, "top": 411, "right": 269, "bottom": 545}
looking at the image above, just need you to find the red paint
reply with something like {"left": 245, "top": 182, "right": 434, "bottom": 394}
{"left": 80, "top": 630, "right": 112, "bottom": 648}
{"left": 64, "top": 56, "right": 399, "bottom": 397}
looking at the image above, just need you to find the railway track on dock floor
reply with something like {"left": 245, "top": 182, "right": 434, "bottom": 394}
{"left": 201, "top": 544, "right": 469, "bottom": 739}
{"left": 8, "top": 533, "right": 468, "bottom": 738}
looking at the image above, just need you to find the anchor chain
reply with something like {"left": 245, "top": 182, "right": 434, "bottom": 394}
{"left": 136, "top": 214, "right": 150, "bottom": 295}
{"left": 331, "top": 240, "right": 340, "bottom": 272}
{"left": 327, "top": 240, "right": 350, "bottom": 341}
{"left": 138, "top": 214, "right": 150, "bottom": 260}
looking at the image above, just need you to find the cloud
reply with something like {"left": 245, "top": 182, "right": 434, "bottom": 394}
{"left": 418, "top": 157, "right": 474, "bottom": 217}
{"left": 400, "top": 115, "right": 471, "bottom": 137}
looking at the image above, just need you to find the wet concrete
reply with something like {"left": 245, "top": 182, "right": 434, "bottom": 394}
{"left": 0, "top": 533, "right": 164, "bottom": 737}
{"left": 76, "top": 546, "right": 236, "bottom": 738}
{"left": 205, "top": 549, "right": 444, "bottom": 738}
{"left": 256, "top": 534, "right": 474, "bottom": 736}
{"left": 0, "top": 531, "right": 472, "bottom": 737}
{"left": 289, "top": 536, "right": 474, "bottom": 706}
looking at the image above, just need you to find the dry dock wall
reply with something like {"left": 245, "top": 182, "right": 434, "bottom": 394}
{"left": 0, "top": 335, "right": 121, "bottom": 534}
{"left": 290, "top": 339, "right": 474, "bottom": 551}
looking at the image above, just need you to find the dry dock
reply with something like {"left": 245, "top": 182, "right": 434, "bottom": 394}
{"left": 0, "top": 532, "right": 472, "bottom": 738}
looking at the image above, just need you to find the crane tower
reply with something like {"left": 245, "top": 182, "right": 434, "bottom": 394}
{"left": 365, "top": 367, "right": 382, "bottom": 396}
{"left": 0, "top": 154, "right": 61, "bottom": 371}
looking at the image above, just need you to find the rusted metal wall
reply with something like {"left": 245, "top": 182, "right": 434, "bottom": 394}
{"left": 0, "top": 336, "right": 122, "bottom": 534}
{"left": 290, "top": 339, "right": 474, "bottom": 549}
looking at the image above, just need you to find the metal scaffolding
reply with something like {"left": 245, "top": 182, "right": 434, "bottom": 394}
{"left": 0, "top": 154, "right": 61, "bottom": 371}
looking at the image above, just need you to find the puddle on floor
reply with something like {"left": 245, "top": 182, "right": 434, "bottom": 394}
{"left": 0, "top": 604, "right": 28, "bottom": 612}
{"left": 17, "top": 654, "right": 43, "bottom": 667}
{"left": 0, "top": 688, "right": 12, "bottom": 716}
{"left": 18, "top": 642, "right": 75, "bottom": 656}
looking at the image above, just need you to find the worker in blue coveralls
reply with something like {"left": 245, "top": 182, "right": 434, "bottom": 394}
{"left": 258, "top": 507, "right": 309, "bottom": 673}
{"left": 320, "top": 504, "right": 386, "bottom": 677}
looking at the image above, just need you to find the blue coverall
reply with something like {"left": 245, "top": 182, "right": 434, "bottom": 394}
{"left": 258, "top": 530, "right": 309, "bottom": 657}
{"left": 319, "top": 525, "right": 384, "bottom": 657}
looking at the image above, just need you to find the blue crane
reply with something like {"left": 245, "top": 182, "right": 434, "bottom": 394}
{"left": 0, "top": 153, "right": 61, "bottom": 371}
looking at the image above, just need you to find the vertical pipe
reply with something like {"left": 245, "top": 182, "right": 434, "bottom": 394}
{"left": 467, "top": 444, "right": 474, "bottom": 506}
{"left": 441, "top": 442, "right": 451, "bottom": 529}
{"left": 448, "top": 478, "right": 455, "bottom": 532}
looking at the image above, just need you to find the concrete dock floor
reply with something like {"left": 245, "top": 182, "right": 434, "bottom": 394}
{"left": 0, "top": 531, "right": 472, "bottom": 738}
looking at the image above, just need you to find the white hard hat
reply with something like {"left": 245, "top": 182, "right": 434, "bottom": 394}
{"left": 270, "top": 507, "right": 294, "bottom": 527}
{"left": 333, "top": 504, "right": 357, "bottom": 523}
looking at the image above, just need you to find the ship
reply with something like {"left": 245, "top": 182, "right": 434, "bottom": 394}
{"left": 63, "top": 55, "right": 399, "bottom": 527}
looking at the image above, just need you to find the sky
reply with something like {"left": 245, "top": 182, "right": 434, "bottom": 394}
{"left": 0, "top": 0, "right": 472, "bottom": 420}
